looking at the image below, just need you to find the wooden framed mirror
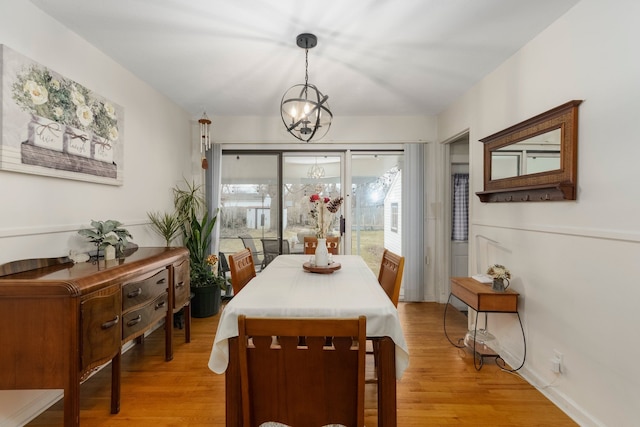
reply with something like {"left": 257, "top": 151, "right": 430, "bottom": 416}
{"left": 476, "top": 100, "right": 582, "bottom": 202}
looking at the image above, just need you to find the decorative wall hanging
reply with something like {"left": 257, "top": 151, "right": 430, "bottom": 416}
{"left": 198, "top": 111, "right": 211, "bottom": 169}
{"left": 0, "top": 45, "right": 124, "bottom": 185}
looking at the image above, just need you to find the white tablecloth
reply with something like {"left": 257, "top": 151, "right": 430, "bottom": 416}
{"left": 208, "top": 254, "right": 409, "bottom": 378}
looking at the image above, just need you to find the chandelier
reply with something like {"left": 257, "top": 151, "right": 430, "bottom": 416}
{"left": 307, "top": 158, "right": 326, "bottom": 179}
{"left": 198, "top": 111, "right": 211, "bottom": 169}
{"left": 280, "top": 33, "right": 332, "bottom": 142}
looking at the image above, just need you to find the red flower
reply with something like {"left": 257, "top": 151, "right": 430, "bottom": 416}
{"left": 323, "top": 197, "right": 330, "bottom": 203}
{"left": 310, "top": 194, "right": 320, "bottom": 202}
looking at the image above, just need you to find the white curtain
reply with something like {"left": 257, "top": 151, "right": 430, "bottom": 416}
{"left": 402, "top": 143, "right": 425, "bottom": 301}
{"left": 206, "top": 143, "right": 223, "bottom": 255}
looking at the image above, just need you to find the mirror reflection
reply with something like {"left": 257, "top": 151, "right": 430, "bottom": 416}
{"left": 491, "top": 128, "right": 561, "bottom": 180}
{"left": 477, "top": 100, "right": 582, "bottom": 203}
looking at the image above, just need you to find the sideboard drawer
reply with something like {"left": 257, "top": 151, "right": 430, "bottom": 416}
{"left": 122, "top": 292, "right": 168, "bottom": 342}
{"left": 172, "top": 258, "right": 191, "bottom": 309}
{"left": 122, "top": 268, "right": 168, "bottom": 311}
{"left": 81, "top": 285, "right": 122, "bottom": 374}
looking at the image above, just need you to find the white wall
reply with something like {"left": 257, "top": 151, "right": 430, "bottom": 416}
{"left": 437, "top": 0, "right": 640, "bottom": 425}
{"left": 0, "top": 2, "right": 194, "bottom": 422}
{"left": 0, "top": 0, "right": 195, "bottom": 266}
{"left": 212, "top": 114, "right": 436, "bottom": 144}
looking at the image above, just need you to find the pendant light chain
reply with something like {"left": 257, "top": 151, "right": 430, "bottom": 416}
{"left": 305, "top": 47, "right": 309, "bottom": 86}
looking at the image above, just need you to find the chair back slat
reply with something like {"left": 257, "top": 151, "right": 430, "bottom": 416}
{"left": 303, "top": 236, "right": 340, "bottom": 255}
{"left": 229, "top": 248, "right": 256, "bottom": 294}
{"left": 238, "top": 315, "right": 366, "bottom": 427}
{"left": 378, "top": 249, "right": 405, "bottom": 306}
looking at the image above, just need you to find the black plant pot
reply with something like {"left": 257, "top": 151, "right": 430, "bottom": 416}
{"left": 191, "top": 285, "right": 221, "bottom": 318}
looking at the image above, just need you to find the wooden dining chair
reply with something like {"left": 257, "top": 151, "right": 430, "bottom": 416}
{"left": 378, "top": 248, "right": 405, "bottom": 307}
{"left": 228, "top": 248, "right": 256, "bottom": 295}
{"left": 238, "top": 315, "right": 366, "bottom": 427}
{"left": 367, "top": 248, "right": 405, "bottom": 386}
{"left": 303, "top": 236, "right": 340, "bottom": 255}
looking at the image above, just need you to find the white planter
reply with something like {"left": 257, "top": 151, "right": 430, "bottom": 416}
{"left": 104, "top": 245, "right": 116, "bottom": 260}
{"left": 93, "top": 135, "right": 114, "bottom": 163}
{"left": 28, "top": 115, "right": 64, "bottom": 152}
{"left": 63, "top": 126, "right": 92, "bottom": 158}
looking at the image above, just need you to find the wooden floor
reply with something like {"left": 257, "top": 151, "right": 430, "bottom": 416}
{"left": 28, "top": 302, "right": 577, "bottom": 426}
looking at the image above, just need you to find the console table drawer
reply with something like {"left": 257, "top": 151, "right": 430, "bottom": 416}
{"left": 451, "top": 277, "right": 518, "bottom": 312}
{"left": 122, "top": 292, "right": 168, "bottom": 342}
{"left": 122, "top": 268, "right": 168, "bottom": 311}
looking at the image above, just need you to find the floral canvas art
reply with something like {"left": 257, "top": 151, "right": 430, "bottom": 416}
{"left": 0, "top": 45, "right": 124, "bottom": 185}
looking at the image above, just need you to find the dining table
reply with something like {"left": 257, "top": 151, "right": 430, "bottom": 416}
{"left": 208, "top": 254, "right": 409, "bottom": 426}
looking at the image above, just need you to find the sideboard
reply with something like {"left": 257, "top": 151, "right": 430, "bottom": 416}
{"left": 0, "top": 246, "right": 190, "bottom": 427}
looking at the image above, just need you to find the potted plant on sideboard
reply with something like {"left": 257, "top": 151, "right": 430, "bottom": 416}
{"left": 78, "top": 219, "right": 132, "bottom": 259}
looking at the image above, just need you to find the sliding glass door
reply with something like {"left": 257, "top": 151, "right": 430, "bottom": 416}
{"left": 218, "top": 153, "right": 279, "bottom": 270}
{"left": 217, "top": 149, "right": 403, "bottom": 283}
{"left": 282, "top": 154, "right": 342, "bottom": 254}
{"left": 350, "top": 153, "right": 403, "bottom": 275}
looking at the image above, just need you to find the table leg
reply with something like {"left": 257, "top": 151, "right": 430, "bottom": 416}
{"left": 226, "top": 337, "right": 242, "bottom": 426}
{"left": 165, "top": 309, "right": 174, "bottom": 361}
{"left": 184, "top": 303, "right": 191, "bottom": 343}
{"left": 111, "top": 351, "right": 121, "bottom": 414}
{"left": 63, "top": 381, "right": 80, "bottom": 427}
{"left": 376, "top": 336, "right": 397, "bottom": 426}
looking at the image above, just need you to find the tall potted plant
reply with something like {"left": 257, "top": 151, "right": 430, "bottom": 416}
{"left": 183, "top": 208, "right": 228, "bottom": 317}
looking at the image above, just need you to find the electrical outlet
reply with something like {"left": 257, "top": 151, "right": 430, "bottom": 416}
{"left": 550, "top": 350, "right": 563, "bottom": 374}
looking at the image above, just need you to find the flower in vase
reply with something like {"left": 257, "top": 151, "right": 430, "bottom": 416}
{"left": 309, "top": 194, "right": 344, "bottom": 238}
{"left": 486, "top": 264, "right": 511, "bottom": 280}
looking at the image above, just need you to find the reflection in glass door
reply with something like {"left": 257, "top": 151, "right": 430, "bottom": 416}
{"left": 217, "top": 150, "right": 403, "bottom": 285}
{"left": 218, "top": 153, "right": 279, "bottom": 271}
{"left": 282, "top": 154, "right": 342, "bottom": 255}
{"left": 351, "top": 153, "right": 403, "bottom": 276}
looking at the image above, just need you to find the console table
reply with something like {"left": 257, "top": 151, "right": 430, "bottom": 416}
{"left": 0, "top": 247, "right": 189, "bottom": 427}
{"left": 445, "top": 277, "right": 525, "bottom": 370}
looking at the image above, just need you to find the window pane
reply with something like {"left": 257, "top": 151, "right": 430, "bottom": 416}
{"left": 351, "top": 154, "right": 403, "bottom": 276}
{"left": 219, "top": 154, "right": 279, "bottom": 270}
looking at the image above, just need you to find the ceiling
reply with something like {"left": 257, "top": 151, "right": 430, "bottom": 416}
{"left": 30, "top": 0, "right": 580, "bottom": 119}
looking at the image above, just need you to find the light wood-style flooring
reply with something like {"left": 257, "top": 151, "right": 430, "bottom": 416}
{"left": 28, "top": 302, "right": 577, "bottom": 426}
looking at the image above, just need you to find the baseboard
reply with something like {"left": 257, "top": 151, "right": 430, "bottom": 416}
{"left": 500, "top": 348, "right": 605, "bottom": 427}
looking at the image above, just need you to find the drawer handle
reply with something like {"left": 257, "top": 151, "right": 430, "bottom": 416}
{"left": 157, "top": 278, "right": 166, "bottom": 285}
{"left": 127, "top": 287, "right": 143, "bottom": 298}
{"left": 127, "top": 315, "right": 142, "bottom": 327}
{"left": 176, "top": 281, "right": 185, "bottom": 288}
{"left": 155, "top": 300, "right": 167, "bottom": 310}
{"left": 101, "top": 315, "right": 119, "bottom": 330}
